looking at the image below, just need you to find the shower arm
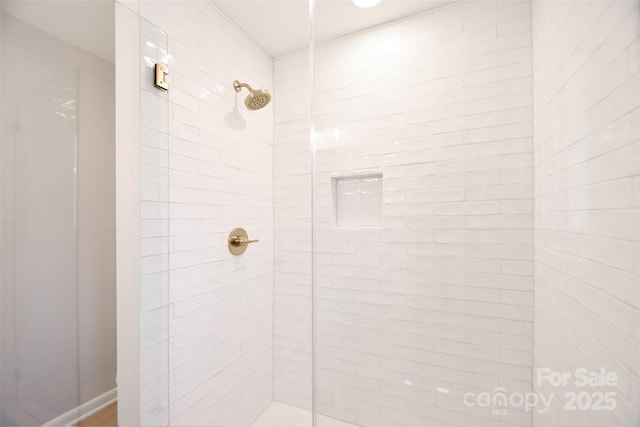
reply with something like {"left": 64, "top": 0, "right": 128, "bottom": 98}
{"left": 233, "top": 80, "right": 254, "bottom": 93}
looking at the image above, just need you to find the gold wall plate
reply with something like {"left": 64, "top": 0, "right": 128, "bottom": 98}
{"left": 228, "top": 227, "right": 259, "bottom": 256}
{"left": 155, "top": 63, "right": 169, "bottom": 90}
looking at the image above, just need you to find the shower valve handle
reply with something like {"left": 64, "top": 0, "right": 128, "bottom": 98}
{"left": 229, "top": 236, "right": 259, "bottom": 246}
{"left": 228, "top": 227, "right": 258, "bottom": 255}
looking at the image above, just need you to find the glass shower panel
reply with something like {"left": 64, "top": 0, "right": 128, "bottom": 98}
{"left": 1, "top": 1, "right": 116, "bottom": 425}
{"left": 311, "top": 1, "right": 534, "bottom": 427}
{"left": 141, "top": 0, "right": 281, "bottom": 425}
{"left": 138, "top": 16, "right": 171, "bottom": 427}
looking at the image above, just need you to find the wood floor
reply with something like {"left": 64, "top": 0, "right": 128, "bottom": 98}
{"left": 76, "top": 403, "right": 117, "bottom": 427}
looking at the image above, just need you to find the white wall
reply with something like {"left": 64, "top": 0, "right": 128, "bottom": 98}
{"left": 532, "top": 0, "right": 640, "bottom": 425}
{"left": 275, "top": 1, "right": 534, "bottom": 426}
{"left": 137, "top": 1, "right": 274, "bottom": 426}
{"left": 114, "top": 2, "right": 142, "bottom": 425}
{"left": 1, "top": 10, "right": 116, "bottom": 425}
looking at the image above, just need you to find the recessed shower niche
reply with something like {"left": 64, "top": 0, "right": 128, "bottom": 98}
{"left": 332, "top": 173, "right": 383, "bottom": 228}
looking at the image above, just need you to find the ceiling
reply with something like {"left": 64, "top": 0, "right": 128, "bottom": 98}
{"left": 1, "top": 0, "right": 114, "bottom": 62}
{"left": 1, "top": 0, "right": 452, "bottom": 61}
{"left": 213, "top": 0, "right": 456, "bottom": 57}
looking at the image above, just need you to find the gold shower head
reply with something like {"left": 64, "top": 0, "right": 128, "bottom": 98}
{"left": 233, "top": 80, "right": 272, "bottom": 111}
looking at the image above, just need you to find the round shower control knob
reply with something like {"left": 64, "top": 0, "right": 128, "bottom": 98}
{"left": 228, "top": 227, "right": 259, "bottom": 256}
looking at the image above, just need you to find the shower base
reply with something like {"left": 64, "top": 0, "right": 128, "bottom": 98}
{"left": 251, "top": 401, "right": 359, "bottom": 427}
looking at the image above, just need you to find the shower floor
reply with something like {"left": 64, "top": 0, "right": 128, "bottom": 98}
{"left": 251, "top": 401, "right": 359, "bottom": 427}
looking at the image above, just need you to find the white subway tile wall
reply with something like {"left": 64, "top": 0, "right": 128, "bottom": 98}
{"left": 273, "top": 50, "right": 313, "bottom": 411}
{"left": 139, "top": 1, "right": 274, "bottom": 426}
{"left": 275, "top": 1, "right": 534, "bottom": 426}
{"left": 532, "top": 0, "right": 640, "bottom": 425}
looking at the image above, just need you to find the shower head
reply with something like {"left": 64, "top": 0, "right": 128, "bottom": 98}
{"left": 233, "top": 80, "right": 272, "bottom": 111}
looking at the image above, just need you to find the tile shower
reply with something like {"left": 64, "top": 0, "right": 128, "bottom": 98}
{"left": 1, "top": 0, "right": 638, "bottom": 426}
{"left": 130, "top": 0, "right": 639, "bottom": 425}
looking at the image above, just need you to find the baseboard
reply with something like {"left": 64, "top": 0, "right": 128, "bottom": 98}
{"left": 43, "top": 388, "right": 116, "bottom": 426}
